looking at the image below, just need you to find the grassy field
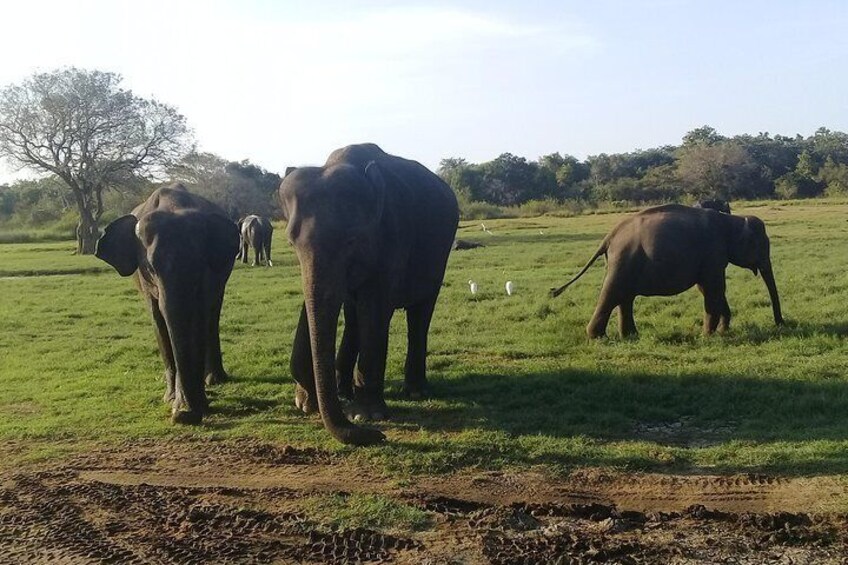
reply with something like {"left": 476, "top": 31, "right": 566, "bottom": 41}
{"left": 1, "top": 200, "right": 848, "bottom": 477}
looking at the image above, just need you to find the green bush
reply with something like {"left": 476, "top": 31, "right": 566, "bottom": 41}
{"left": 459, "top": 199, "right": 510, "bottom": 220}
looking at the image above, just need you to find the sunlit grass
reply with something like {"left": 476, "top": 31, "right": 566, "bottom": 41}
{"left": 1, "top": 200, "right": 847, "bottom": 476}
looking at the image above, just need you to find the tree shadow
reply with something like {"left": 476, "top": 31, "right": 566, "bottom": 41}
{"left": 209, "top": 395, "right": 282, "bottom": 418}
{"left": 384, "top": 367, "right": 848, "bottom": 474}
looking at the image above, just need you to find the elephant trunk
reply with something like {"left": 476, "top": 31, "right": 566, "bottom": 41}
{"left": 759, "top": 257, "right": 784, "bottom": 326}
{"left": 160, "top": 283, "right": 209, "bottom": 423}
{"left": 301, "top": 257, "right": 384, "bottom": 446}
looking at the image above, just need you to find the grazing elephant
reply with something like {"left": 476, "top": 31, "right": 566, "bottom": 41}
{"left": 95, "top": 184, "right": 240, "bottom": 424}
{"left": 550, "top": 204, "right": 783, "bottom": 338}
{"left": 238, "top": 214, "right": 274, "bottom": 266}
{"left": 280, "top": 143, "right": 459, "bottom": 446}
{"left": 453, "top": 239, "right": 485, "bottom": 250}
{"left": 694, "top": 199, "right": 731, "bottom": 214}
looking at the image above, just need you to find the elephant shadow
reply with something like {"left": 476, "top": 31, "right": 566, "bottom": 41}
{"left": 385, "top": 368, "right": 848, "bottom": 475}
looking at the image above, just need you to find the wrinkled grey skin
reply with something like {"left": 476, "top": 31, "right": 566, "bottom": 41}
{"left": 237, "top": 214, "right": 274, "bottom": 266}
{"left": 550, "top": 204, "right": 783, "bottom": 338}
{"left": 280, "top": 143, "right": 459, "bottom": 446}
{"left": 694, "top": 199, "right": 731, "bottom": 214}
{"left": 95, "top": 184, "right": 240, "bottom": 424}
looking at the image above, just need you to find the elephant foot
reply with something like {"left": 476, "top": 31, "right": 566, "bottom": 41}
{"left": 205, "top": 370, "right": 228, "bottom": 386}
{"left": 347, "top": 393, "right": 390, "bottom": 422}
{"left": 335, "top": 424, "right": 386, "bottom": 446}
{"left": 295, "top": 383, "right": 318, "bottom": 414}
{"left": 171, "top": 410, "right": 203, "bottom": 425}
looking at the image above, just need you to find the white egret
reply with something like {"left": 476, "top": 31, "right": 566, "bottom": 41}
{"left": 468, "top": 279, "right": 478, "bottom": 295}
{"left": 505, "top": 281, "right": 514, "bottom": 295}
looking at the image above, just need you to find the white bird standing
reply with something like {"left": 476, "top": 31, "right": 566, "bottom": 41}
{"left": 468, "top": 279, "right": 478, "bottom": 295}
{"left": 481, "top": 222, "right": 493, "bottom": 235}
{"left": 505, "top": 281, "right": 514, "bottom": 296}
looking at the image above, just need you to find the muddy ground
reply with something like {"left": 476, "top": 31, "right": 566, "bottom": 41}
{"left": 1, "top": 439, "right": 847, "bottom": 564}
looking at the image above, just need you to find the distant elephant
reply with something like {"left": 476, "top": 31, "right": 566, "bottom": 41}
{"left": 453, "top": 239, "right": 485, "bottom": 250}
{"left": 550, "top": 204, "right": 783, "bottom": 338}
{"left": 694, "top": 199, "right": 731, "bottom": 214}
{"left": 281, "top": 143, "right": 459, "bottom": 445}
{"left": 238, "top": 214, "right": 274, "bottom": 266}
{"left": 95, "top": 184, "right": 240, "bottom": 424}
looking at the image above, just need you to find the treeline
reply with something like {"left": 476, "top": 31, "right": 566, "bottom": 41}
{"left": 439, "top": 126, "right": 848, "bottom": 215}
{"left": 4, "top": 125, "right": 848, "bottom": 237}
{"left": 0, "top": 153, "right": 281, "bottom": 232}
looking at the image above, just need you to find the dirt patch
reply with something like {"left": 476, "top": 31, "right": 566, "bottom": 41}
{"left": 1, "top": 439, "right": 847, "bottom": 563}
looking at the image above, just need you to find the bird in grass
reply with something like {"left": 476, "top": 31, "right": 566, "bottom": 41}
{"left": 468, "top": 280, "right": 478, "bottom": 295}
{"left": 505, "top": 281, "right": 514, "bottom": 295}
{"left": 481, "top": 223, "right": 493, "bottom": 235}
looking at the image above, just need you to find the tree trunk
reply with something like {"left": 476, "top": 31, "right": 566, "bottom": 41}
{"left": 76, "top": 208, "right": 99, "bottom": 255}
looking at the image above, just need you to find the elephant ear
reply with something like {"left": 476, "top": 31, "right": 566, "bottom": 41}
{"left": 284, "top": 166, "right": 297, "bottom": 177}
{"left": 734, "top": 217, "right": 760, "bottom": 276}
{"left": 95, "top": 215, "right": 139, "bottom": 276}
{"left": 206, "top": 214, "right": 241, "bottom": 273}
{"left": 363, "top": 161, "right": 386, "bottom": 222}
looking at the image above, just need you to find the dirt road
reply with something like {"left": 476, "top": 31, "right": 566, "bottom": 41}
{"left": 1, "top": 438, "right": 846, "bottom": 564}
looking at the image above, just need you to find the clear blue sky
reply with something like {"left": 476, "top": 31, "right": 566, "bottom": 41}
{"left": 1, "top": 0, "right": 846, "bottom": 179}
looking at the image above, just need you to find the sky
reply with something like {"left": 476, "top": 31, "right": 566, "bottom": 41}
{"left": 1, "top": 0, "right": 847, "bottom": 181}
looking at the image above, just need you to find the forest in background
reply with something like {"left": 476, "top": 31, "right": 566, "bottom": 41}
{"left": 2, "top": 125, "right": 848, "bottom": 239}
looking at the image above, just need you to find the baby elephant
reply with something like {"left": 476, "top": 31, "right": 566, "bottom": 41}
{"left": 238, "top": 214, "right": 274, "bottom": 266}
{"left": 550, "top": 204, "right": 783, "bottom": 338}
{"left": 694, "top": 199, "right": 731, "bottom": 214}
{"left": 95, "top": 184, "right": 240, "bottom": 424}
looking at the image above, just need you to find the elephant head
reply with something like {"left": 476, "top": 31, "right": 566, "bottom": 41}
{"left": 727, "top": 215, "right": 784, "bottom": 326}
{"left": 96, "top": 209, "right": 239, "bottom": 421}
{"left": 279, "top": 162, "right": 386, "bottom": 446}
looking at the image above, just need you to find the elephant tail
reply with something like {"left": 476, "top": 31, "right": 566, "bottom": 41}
{"left": 549, "top": 241, "right": 608, "bottom": 298}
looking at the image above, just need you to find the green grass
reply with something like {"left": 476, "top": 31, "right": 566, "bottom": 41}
{"left": 302, "top": 493, "right": 431, "bottom": 532}
{"left": 1, "top": 200, "right": 848, "bottom": 476}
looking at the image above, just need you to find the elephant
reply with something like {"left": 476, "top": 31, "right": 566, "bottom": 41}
{"left": 95, "top": 183, "right": 241, "bottom": 424}
{"left": 237, "top": 214, "right": 274, "bottom": 266}
{"left": 453, "top": 239, "right": 485, "bottom": 250}
{"left": 550, "top": 204, "right": 784, "bottom": 338}
{"left": 694, "top": 199, "right": 731, "bottom": 214}
{"left": 280, "top": 143, "right": 459, "bottom": 446}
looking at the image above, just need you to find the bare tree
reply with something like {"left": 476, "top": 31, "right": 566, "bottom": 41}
{"left": 0, "top": 68, "right": 192, "bottom": 253}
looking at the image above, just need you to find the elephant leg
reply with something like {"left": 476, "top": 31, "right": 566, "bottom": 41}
{"left": 265, "top": 239, "right": 273, "bottom": 267}
{"left": 698, "top": 281, "right": 725, "bottom": 335}
{"left": 718, "top": 296, "right": 732, "bottom": 334}
{"left": 204, "top": 285, "right": 228, "bottom": 388}
{"left": 241, "top": 242, "right": 248, "bottom": 264}
{"left": 350, "top": 301, "right": 392, "bottom": 421}
{"left": 252, "top": 245, "right": 259, "bottom": 267}
{"left": 403, "top": 294, "right": 438, "bottom": 399}
{"left": 291, "top": 303, "right": 318, "bottom": 414}
{"left": 149, "top": 297, "right": 177, "bottom": 405}
{"left": 336, "top": 302, "right": 358, "bottom": 400}
{"left": 587, "top": 271, "right": 623, "bottom": 338}
{"left": 617, "top": 296, "right": 638, "bottom": 338}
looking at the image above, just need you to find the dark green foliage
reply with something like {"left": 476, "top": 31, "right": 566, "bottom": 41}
{"left": 439, "top": 127, "right": 848, "bottom": 217}
{"left": 168, "top": 152, "right": 283, "bottom": 219}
